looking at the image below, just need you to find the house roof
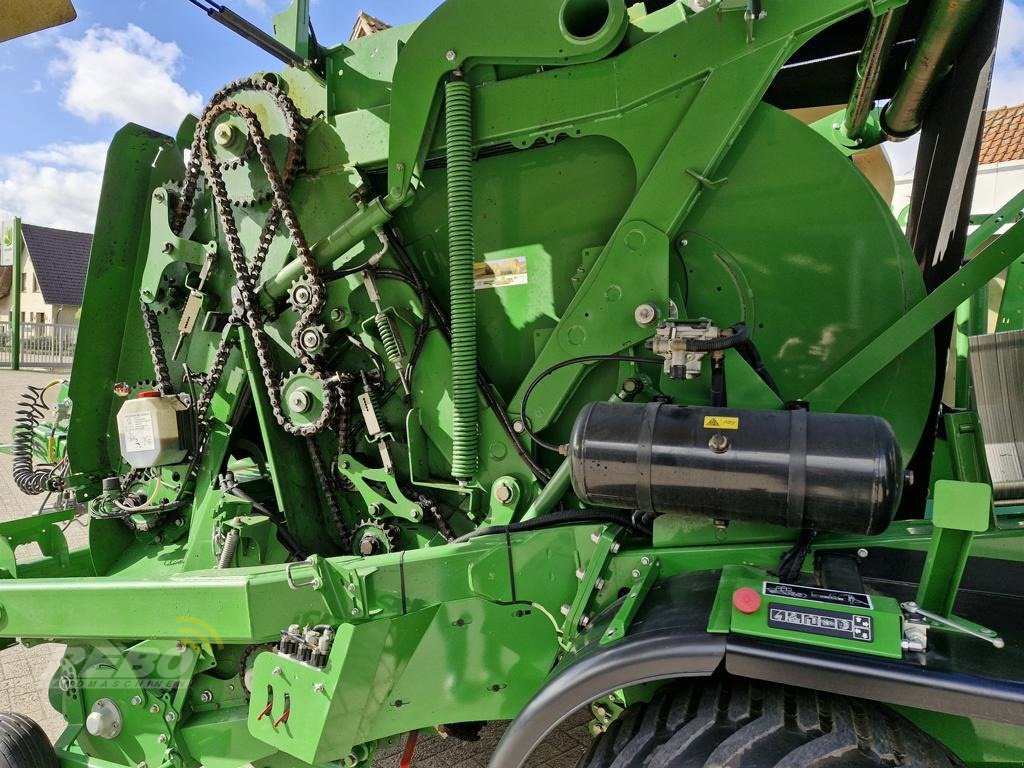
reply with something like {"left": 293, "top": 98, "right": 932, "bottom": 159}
{"left": 979, "top": 103, "right": 1024, "bottom": 166}
{"left": 350, "top": 11, "right": 390, "bottom": 40}
{"left": 20, "top": 223, "right": 92, "bottom": 307}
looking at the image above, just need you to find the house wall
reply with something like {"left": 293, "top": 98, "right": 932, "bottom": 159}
{"left": 0, "top": 245, "right": 80, "bottom": 325}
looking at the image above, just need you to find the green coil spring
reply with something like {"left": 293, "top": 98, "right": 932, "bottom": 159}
{"left": 445, "top": 74, "right": 478, "bottom": 480}
{"left": 374, "top": 310, "right": 405, "bottom": 375}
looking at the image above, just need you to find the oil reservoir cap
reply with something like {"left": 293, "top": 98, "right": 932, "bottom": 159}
{"left": 732, "top": 587, "right": 762, "bottom": 615}
{"left": 138, "top": 391, "right": 162, "bottom": 398}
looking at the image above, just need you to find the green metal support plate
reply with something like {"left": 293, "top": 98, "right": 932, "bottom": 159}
{"left": 715, "top": 565, "right": 904, "bottom": 659}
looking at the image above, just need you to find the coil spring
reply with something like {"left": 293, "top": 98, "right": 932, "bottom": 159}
{"left": 374, "top": 311, "right": 405, "bottom": 370}
{"left": 445, "top": 74, "right": 479, "bottom": 480}
{"left": 12, "top": 385, "right": 61, "bottom": 495}
{"left": 218, "top": 528, "right": 240, "bottom": 568}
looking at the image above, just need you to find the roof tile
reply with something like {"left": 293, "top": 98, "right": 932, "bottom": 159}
{"left": 979, "top": 103, "right": 1024, "bottom": 165}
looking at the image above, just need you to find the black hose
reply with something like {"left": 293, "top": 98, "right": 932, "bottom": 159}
{"left": 520, "top": 354, "right": 661, "bottom": 453}
{"left": 12, "top": 385, "right": 62, "bottom": 495}
{"left": 451, "top": 508, "right": 650, "bottom": 544}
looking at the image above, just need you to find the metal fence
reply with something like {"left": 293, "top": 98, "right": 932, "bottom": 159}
{"left": 0, "top": 322, "right": 78, "bottom": 369}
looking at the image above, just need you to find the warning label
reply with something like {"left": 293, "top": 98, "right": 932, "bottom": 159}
{"left": 123, "top": 411, "right": 156, "bottom": 452}
{"left": 474, "top": 256, "right": 529, "bottom": 290}
{"left": 767, "top": 603, "right": 873, "bottom": 643}
{"left": 703, "top": 415, "right": 739, "bottom": 430}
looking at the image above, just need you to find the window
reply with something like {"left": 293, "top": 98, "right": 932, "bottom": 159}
{"left": 35, "top": 312, "right": 44, "bottom": 324}
{"left": 19, "top": 272, "right": 25, "bottom": 289}
{"left": 31, "top": 275, "right": 37, "bottom": 293}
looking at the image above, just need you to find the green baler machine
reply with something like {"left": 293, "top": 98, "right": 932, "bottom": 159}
{"left": 4, "top": 1, "right": 1024, "bottom": 766}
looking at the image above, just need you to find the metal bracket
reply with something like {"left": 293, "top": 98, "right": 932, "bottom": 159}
{"left": 902, "top": 601, "right": 1004, "bottom": 649}
{"left": 559, "top": 527, "right": 623, "bottom": 646}
{"left": 285, "top": 557, "right": 323, "bottom": 590}
{"left": 601, "top": 555, "right": 660, "bottom": 646}
{"left": 142, "top": 187, "right": 216, "bottom": 305}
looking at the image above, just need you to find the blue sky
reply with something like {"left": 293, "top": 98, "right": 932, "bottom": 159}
{"left": 0, "top": 0, "right": 1022, "bottom": 231}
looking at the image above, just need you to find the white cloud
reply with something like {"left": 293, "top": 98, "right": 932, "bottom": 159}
{"left": 990, "top": 0, "right": 1024, "bottom": 109}
{"left": 50, "top": 25, "right": 202, "bottom": 133}
{"left": 0, "top": 142, "right": 108, "bottom": 231}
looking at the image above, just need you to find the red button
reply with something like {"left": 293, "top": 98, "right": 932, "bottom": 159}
{"left": 138, "top": 391, "right": 162, "bottom": 398}
{"left": 732, "top": 587, "right": 762, "bottom": 615}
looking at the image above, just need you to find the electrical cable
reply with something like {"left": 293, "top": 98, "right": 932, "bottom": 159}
{"left": 451, "top": 508, "right": 651, "bottom": 544}
{"left": 520, "top": 354, "right": 662, "bottom": 453}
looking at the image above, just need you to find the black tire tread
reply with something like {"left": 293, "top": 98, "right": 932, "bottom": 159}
{"left": 0, "top": 713, "right": 57, "bottom": 768}
{"left": 579, "top": 677, "right": 961, "bottom": 768}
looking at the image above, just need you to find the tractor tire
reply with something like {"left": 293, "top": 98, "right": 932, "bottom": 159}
{"left": 0, "top": 713, "right": 57, "bottom": 768}
{"left": 578, "top": 677, "right": 960, "bottom": 768}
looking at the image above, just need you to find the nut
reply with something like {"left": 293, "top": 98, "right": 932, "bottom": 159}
{"left": 288, "top": 388, "right": 313, "bottom": 414}
{"left": 708, "top": 433, "right": 730, "bottom": 454}
{"left": 199, "top": 691, "right": 214, "bottom": 704}
{"left": 634, "top": 303, "right": 658, "bottom": 326}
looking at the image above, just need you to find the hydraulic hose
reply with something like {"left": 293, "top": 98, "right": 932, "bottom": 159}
{"left": 452, "top": 508, "right": 652, "bottom": 544}
{"left": 445, "top": 72, "right": 479, "bottom": 481}
{"left": 12, "top": 384, "right": 62, "bottom": 495}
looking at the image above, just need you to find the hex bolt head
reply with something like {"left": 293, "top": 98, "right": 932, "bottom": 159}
{"left": 446, "top": 49, "right": 458, "bottom": 61}
{"left": 157, "top": 734, "right": 168, "bottom": 744}
{"left": 313, "top": 683, "right": 326, "bottom": 694}
{"left": 708, "top": 433, "right": 730, "bottom": 454}
{"left": 272, "top": 666, "right": 282, "bottom": 676}
{"left": 560, "top": 604, "right": 572, "bottom": 616}
{"left": 291, "top": 284, "right": 313, "bottom": 308}
{"left": 150, "top": 704, "right": 161, "bottom": 714}
{"left": 175, "top": 641, "right": 186, "bottom": 653}
{"left": 165, "top": 712, "right": 176, "bottom": 723}
{"left": 495, "top": 482, "right": 515, "bottom": 505}
{"left": 857, "top": 548, "right": 869, "bottom": 559}
{"left": 579, "top": 616, "right": 591, "bottom": 629}
{"left": 512, "top": 419, "right": 527, "bottom": 435}
{"left": 634, "top": 303, "right": 658, "bottom": 326}
{"left": 640, "top": 556, "right": 652, "bottom": 566}
{"left": 199, "top": 691, "right": 213, "bottom": 704}
{"left": 351, "top": 608, "right": 361, "bottom": 616}
{"left": 576, "top": 568, "right": 586, "bottom": 581}
{"left": 631, "top": 569, "right": 642, "bottom": 579}
{"left": 58, "top": 675, "right": 73, "bottom": 692}
{"left": 346, "top": 583, "right": 358, "bottom": 593}
{"left": 131, "top": 696, "right": 143, "bottom": 707}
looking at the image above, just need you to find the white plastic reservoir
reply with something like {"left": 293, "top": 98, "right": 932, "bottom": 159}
{"left": 116, "top": 392, "right": 188, "bottom": 469}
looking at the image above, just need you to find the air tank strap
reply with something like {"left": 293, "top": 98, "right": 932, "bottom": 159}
{"left": 636, "top": 402, "right": 662, "bottom": 513}
{"left": 786, "top": 408, "right": 808, "bottom": 529}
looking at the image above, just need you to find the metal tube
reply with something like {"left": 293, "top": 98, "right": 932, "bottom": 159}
{"left": 882, "top": 0, "right": 989, "bottom": 139}
{"left": 844, "top": 8, "right": 905, "bottom": 139}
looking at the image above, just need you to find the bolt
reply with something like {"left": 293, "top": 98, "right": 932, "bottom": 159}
{"left": 595, "top": 578, "right": 606, "bottom": 591}
{"left": 359, "top": 536, "right": 378, "bottom": 557}
{"left": 346, "top": 583, "right": 357, "bottom": 593}
{"left": 857, "top": 548, "right": 869, "bottom": 559}
{"left": 446, "top": 49, "right": 457, "bottom": 61}
{"left": 512, "top": 419, "right": 526, "bottom": 435}
{"left": 58, "top": 675, "right": 73, "bottom": 692}
{"left": 590, "top": 530, "right": 602, "bottom": 544}
{"left": 634, "top": 303, "right": 658, "bottom": 326}
{"left": 640, "top": 556, "right": 652, "bottom": 566}
{"left": 351, "top": 608, "right": 361, "bottom": 616}
{"left": 165, "top": 712, "right": 176, "bottom": 723}
{"left": 138, "top": 763, "right": 148, "bottom": 768}
{"left": 162, "top": 242, "right": 175, "bottom": 254}
{"left": 150, "top": 704, "right": 161, "bottom": 714}
{"left": 631, "top": 569, "right": 641, "bottom": 579}
{"left": 272, "top": 666, "right": 282, "bottom": 676}
{"left": 131, "top": 696, "right": 144, "bottom": 707}
{"left": 291, "top": 284, "right": 313, "bottom": 307}
{"left": 576, "top": 568, "right": 586, "bottom": 581}
{"left": 560, "top": 604, "right": 572, "bottom": 616}
{"left": 154, "top": 189, "right": 166, "bottom": 203}
{"left": 708, "top": 433, "right": 730, "bottom": 454}
{"left": 301, "top": 328, "right": 324, "bottom": 352}
{"left": 331, "top": 308, "right": 346, "bottom": 323}
{"left": 199, "top": 691, "right": 213, "bottom": 704}
{"left": 610, "top": 543, "right": 621, "bottom": 554}
{"left": 579, "top": 616, "right": 591, "bottom": 629}
{"left": 158, "top": 734, "right": 168, "bottom": 745}
{"left": 288, "top": 388, "right": 313, "bottom": 414}
{"left": 495, "top": 481, "right": 515, "bottom": 505}
{"left": 396, "top": 162, "right": 406, "bottom": 172}
{"left": 175, "top": 641, "right": 186, "bottom": 653}
{"left": 313, "top": 682, "right": 326, "bottom": 694}
{"left": 214, "top": 123, "right": 236, "bottom": 147}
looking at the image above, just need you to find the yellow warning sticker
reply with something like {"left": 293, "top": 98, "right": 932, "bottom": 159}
{"left": 704, "top": 416, "right": 739, "bottom": 430}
